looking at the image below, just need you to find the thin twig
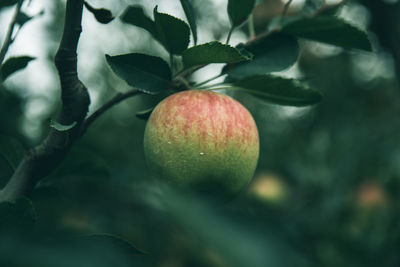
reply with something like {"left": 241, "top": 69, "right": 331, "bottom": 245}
{"left": 226, "top": 27, "right": 234, "bottom": 44}
{"left": 194, "top": 73, "right": 224, "bottom": 88}
{"left": 0, "top": 0, "right": 24, "bottom": 65}
{"left": 83, "top": 89, "right": 143, "bottom": 130}
{"left": 248, "top": 14, "right": 255, "bottom": 40}
{"left": 280, "top": 0, "right": 293, "bottom": 23}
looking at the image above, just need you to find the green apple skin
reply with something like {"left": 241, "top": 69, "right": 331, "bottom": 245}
{"left": 144, "top": 90, "right": 259, "bottom": 198}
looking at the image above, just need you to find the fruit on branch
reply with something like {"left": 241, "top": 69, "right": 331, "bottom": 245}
{"left": 143, "top": 90, "right": 259, "bottom": 199}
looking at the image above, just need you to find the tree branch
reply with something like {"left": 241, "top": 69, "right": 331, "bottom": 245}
{"left": 82, "top": 89, "right": 143, "bottom": 131}
{"left": 0, "top": 0, "right": 24, "bottom": 65}
{"left": 0, "top": 0, "right": 90, "bottom": 202}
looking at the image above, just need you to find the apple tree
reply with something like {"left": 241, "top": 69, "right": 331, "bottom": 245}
{"left": 2, "top": 0, "right": 399, "bottom": 266}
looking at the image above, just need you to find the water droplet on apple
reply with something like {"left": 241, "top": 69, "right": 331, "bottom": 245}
{"left": 199, "top": 152, "right": 205, "bottom": 156}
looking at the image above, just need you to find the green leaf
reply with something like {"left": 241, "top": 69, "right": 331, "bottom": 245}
{"left": 106, "top": 53, "right": 172, "bottom": 94}
{"left": 182, "top": 41, "right": 252, "bottom": 69}
{"left": 50, "top": 120, "right": 77, "bottom": 131}
{"left": 154, "top": 6, "right": 190, "bottom": 55}
{"left": 16, "top": 12, "right": 33, "bottom": 27}
{"left": 156, "top": 187, "right": 301, "bottom": 267}
{"left": 282, "top": 16, "right": 372, "bottom": 51}
{"left": 231, "top": 75, "right": 322, "bottom": 106}
{"left": 302, "top": 0, "right": 325, "bottom": 15}
{"left": 0, "top": 0, "right": 17, "bottom": 9}
{"left": 227, "top": 0, "right": 255, "bottom": 27}
{"left": 224, "top": 33, "right": 299, "bottom": 78}
{"left": 120, "top": 5, "right": 158, "bottom": 39}
{"left": 84, "top": 2, "right": 114, "bottom": 24}
{"left": 136, "top": 107, "right": 154, "bottom": 120}
{"left": 0, "top": 232, "right": 149, "bottom": 267}
{"left": 0, "top": 56, "right": 35, "bottom": 81}
{"left": 0, "top": 198, "right": 36, "bottom": 233}
{"left": 0, "top": 135, "right": 25, "bottom": 170}
{"left": 121, "top": 5, "right": 190, "bottom": 55}
{"left": 180, "top": 0, "right": 198, "bottom": 45}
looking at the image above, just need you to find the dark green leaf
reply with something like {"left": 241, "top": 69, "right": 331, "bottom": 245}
{"left": 231, "top": 75, "right": 322, "bottom": 106}
{"left": 0, "top": 198, "right": 36, "bottom": 233}
{"left": 136, "top": 107, "right": 154, "bottom": 120}
{"left": 50, "top": 120, "right": 77, "bottom": 131}
{"left": 180, "top": 0, "right": 198, "bottom": 45}
{"left": 0, "top": 135, "right": 25, "bottom": 170}
{"left": 0, "top": 0, "right": 17, "bottom": 9}
{"left": 16, "top": 12, "right": 33, "bottom": 27}
{"left": 182, "top": 41, "right": 252, "bottom": 69}
{"left": 156, "top": 187, "right": 300, "bottom": 267}
{"left": 0, "top": 232, "right": 149, "bottom": 267}
{"left": 282, "top": 16, "right": 372, "bottom": 51}
{"left": 80, "top": 234, "right": 145, "bottom": 257}
{"left": 106, "top": 53, "right": 172, "bottom": 94}
{"left": 224, "top": 33, "right": 299, "bottom": 78}
{"left": 302, "top": 0, "right": 325, "bottom": 15}
{"left": 120, "top": 5, "right": 157, "bottom": 38}
{"left": 319, "top": 3, "right": 344, "bottom": 16}
{"left": 84, "top": 1, "right": 114, "bottom": 24}
{"left": 228, "top": 0, "right": 255, "bottom": 27}
{"left": 1, "top": 56, "right": 35, "bottom": 81}
{"left": 154, "top": 6, "right": 190, "bottom": 55}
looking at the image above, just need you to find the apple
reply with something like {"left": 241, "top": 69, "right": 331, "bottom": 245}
{"left": 143, "top": 90, "right": 259, "bottom": 199}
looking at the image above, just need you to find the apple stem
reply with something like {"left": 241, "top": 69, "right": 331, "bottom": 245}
{"left": 194, "top": 73, "right": 225, "bottom": 88}
{"left": 226, "top": 27, "right": 234, "bottom": 44}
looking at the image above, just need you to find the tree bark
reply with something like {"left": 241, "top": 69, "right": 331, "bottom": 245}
{"left": 0, "top": 0, "right": 90, "bottom": 202}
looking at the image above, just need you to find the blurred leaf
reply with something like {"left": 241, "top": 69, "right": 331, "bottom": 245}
{"left": 224, "top": 33, "right": 299, "bottom": 78}
{"left": 0, "top": 134, "right": 25, "bottom": 170}
{"left": 106, "top": 53, "right": 172, "bottom": 94}
{"left": 228, "top": 0, "right": 256, "bottom": 27}
{"left": 120, "top": 5, "right": 157, "bottom": 38}
{"left": 154, "top": 6, "right": 190, "bottom": 55}
{"left": 230, "top": 75, "right": 322, "bottom": 106}
{"left": 81, "top": 234, "right": 145, "bottom": 256}
{"left": 0, "top": 56, "right": 35, "bottom": 81}
{"left": 0, "top": 232, "right": 150, "bottom": 267}
{"left": 182, "top": 41, "right": 252, "bottom": 69}
{"left": 136, "top": 107, "right": 154, "bottom": 120}
{"left": 0, "top": 157, "right": 13, "bottom": 188}
{"left": 0, "top": 0, "right": 17, "bottom": 9}
{"left": 318, "top": 3, "right": 344, "bottom": 16}
{"left": 84, "top": 1, "right": 114, "bottom": 24}
{"left": 0, "top": 198, "right": 36, "bottom": 233}
{"left": 16, "top": 12, "right": 33, "bottom": 27}
{"left": 302, "top": 0, "right": 325, "bottom": 15}
{"left": 50, "top": 147, "right": 110, "bottom": 179}
{"left": 156, "top": 187, "right": 303, "bottom": 267}
{"left": 50, "top": 120, "right": 77, "bottom": 131}
{"left": 282, "top": 16, "right": 372, "bottom": 51}
{"left": 180, "top": 0, "right": 198, "bottom": 44}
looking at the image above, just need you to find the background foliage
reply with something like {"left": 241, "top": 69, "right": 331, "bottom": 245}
{"left": 1, "top": 0, "right": 400, "bottom": 266}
